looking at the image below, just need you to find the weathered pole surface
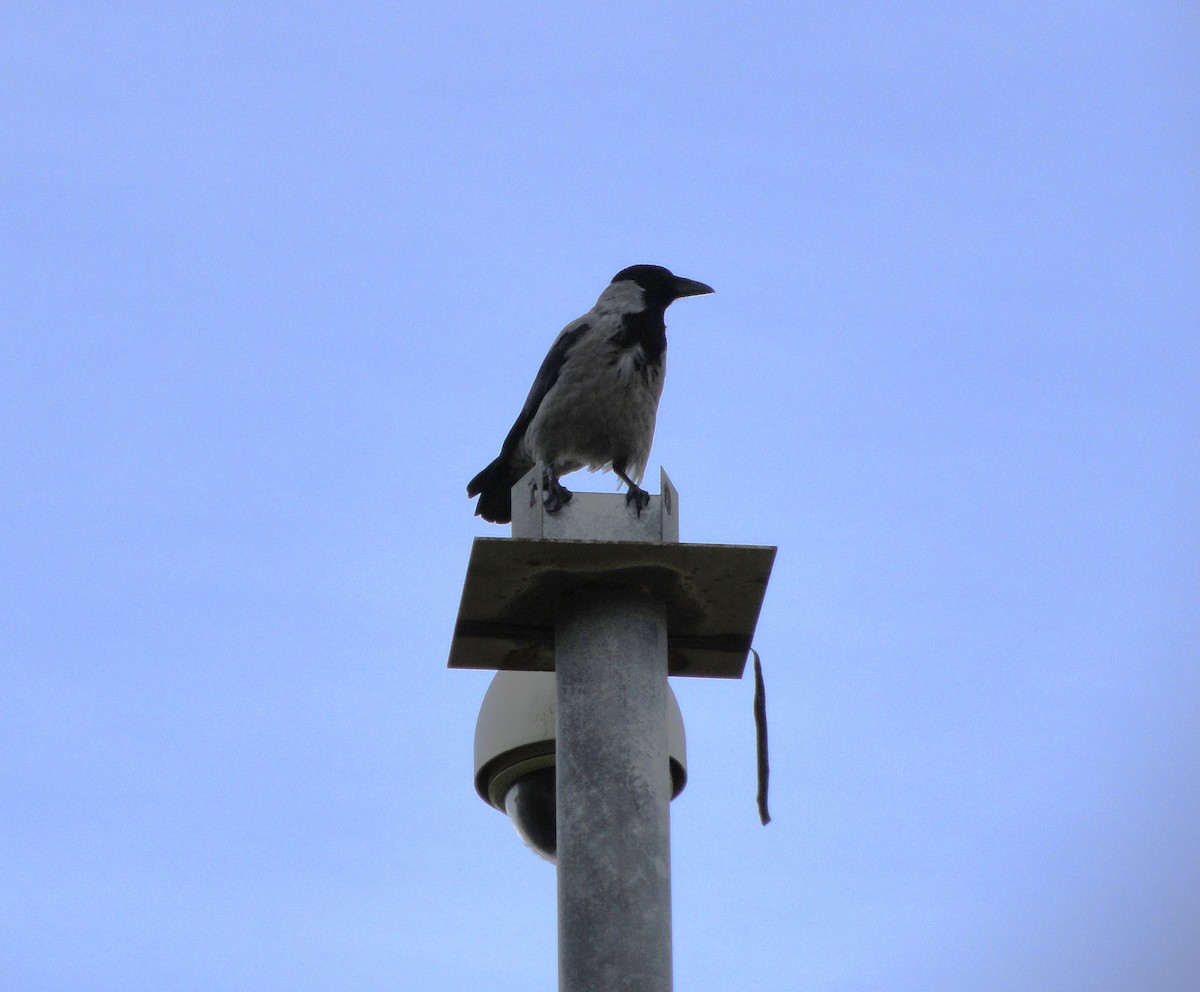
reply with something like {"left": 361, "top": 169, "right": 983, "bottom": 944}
{"left": 556, "top": 584, "right": 672, "bottom": 992}
{"left": 451, "top": 466, "right": 774, "bottom": 992}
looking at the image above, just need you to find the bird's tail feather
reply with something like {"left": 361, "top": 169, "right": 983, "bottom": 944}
{"left": 467, "top": 455, "right": 522, "bottom": 524}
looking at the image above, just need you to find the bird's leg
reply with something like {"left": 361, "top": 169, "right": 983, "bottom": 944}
{"left": 614, "top": 462, "right": 650, "bottom": 517}
{"left": 541, "top": 464, "right": 573, "bottom": 514}
{"left": 624, "top": 485, "right": 650, "bottom": 516}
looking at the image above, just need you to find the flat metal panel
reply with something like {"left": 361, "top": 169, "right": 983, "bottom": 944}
{"left": 449, "top": 537, "right": 775, "bottom": 678}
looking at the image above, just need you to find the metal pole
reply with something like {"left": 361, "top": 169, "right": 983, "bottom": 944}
{"left": 555, "top": 584, "right": 673, "bottom": 992}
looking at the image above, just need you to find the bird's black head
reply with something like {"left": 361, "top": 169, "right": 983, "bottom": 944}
{"left": 610, "top": 264, "right": 715, "bottom": 309}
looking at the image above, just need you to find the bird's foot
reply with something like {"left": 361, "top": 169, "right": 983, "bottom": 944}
{"left": 543, "top": 477, "right": 573, "bottom": 514}
{"left": 625, "top": 484, "right": 650, "bottom": 517}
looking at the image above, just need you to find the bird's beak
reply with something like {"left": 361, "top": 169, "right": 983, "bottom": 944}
{"left": 672, "top": 276, "right": 715, "bottom": 299}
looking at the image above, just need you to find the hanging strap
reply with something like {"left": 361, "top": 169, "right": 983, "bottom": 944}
{"left": 751, "top": 648, "right": 771, "bottom": 825}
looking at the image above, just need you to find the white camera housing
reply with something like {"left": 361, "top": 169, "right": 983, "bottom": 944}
{"left": 474, "top": 670, "right": 687, "bottom": 861}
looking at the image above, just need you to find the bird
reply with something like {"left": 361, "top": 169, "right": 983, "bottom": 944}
{"left": 467, "top": 264, "right": 714, "bottom": 524}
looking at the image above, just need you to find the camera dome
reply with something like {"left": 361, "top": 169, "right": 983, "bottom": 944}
{"left": 474, "top": 671, "right": 687, "bottom": 862}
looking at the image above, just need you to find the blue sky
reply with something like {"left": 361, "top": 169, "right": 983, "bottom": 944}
{"left": 3, "top": 3, "right": 1197, "bottom": 990}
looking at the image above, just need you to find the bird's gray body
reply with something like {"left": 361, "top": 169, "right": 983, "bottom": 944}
{"left": 468, "top": 265, "right": 712, "bottom": 524}
{"left": 524, "top": 282, "right": 663, "bottom": 486}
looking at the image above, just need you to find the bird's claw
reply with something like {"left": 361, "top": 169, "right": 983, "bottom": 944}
{"left": 625, "top": 485, "right": 650, "bottom": 517}
{"left": 543, "top": 478, "right": 573, "bottom": 514}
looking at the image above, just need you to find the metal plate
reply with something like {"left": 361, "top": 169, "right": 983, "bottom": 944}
{"left": 449, "top": 538, "right": 776, "bottom": 678}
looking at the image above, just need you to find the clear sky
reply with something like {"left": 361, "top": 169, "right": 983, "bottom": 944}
{"left": 3, "top": 3, "right": 1197, "bottom": 990}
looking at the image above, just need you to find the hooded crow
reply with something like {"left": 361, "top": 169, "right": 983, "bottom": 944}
{"left": 467, "top": 264, "right": 714, "bottom": 524}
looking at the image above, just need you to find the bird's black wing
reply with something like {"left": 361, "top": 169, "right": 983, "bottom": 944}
{"left": 466, "top": 317, "right": 594, "bottom": 523}
{"left": 496, "top": 318, "right": 591, "bottom": 454}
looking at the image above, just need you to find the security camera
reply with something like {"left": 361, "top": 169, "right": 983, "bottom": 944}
{"left": 474, "top": 671, "right": 687, "bottom": 862}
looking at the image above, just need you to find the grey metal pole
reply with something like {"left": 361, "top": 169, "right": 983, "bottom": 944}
{"left": 555, "top": 585, "right": 673, "bottom": 992}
